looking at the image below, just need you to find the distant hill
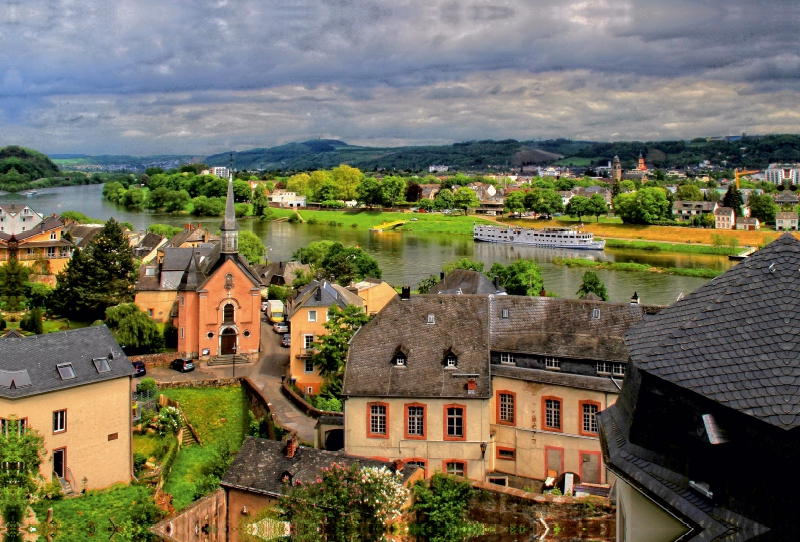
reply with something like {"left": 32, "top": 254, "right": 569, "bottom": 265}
{"left": 0, "top": 146, "right": 61, "bottom": 188}
{"left": 205, "top": 139, "right": 562, "bottom": 171}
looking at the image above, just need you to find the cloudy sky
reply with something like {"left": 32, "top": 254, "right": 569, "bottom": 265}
{"left": 1, "top": 0, "right": 797, "bottom": 155}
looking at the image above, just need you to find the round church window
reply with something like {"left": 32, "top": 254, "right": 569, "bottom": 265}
{"left": 243, "top": 330, "right": 251, "bottom": 338}
{"left": 207, "top": 332, "right": 214, "bottom": 339}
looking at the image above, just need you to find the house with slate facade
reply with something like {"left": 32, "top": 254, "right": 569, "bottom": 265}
{"left": 600, "top": 234, "right": 800, "bottom": 541}
{"left": 0, "top": 326, "right": 134, "bottom": 493}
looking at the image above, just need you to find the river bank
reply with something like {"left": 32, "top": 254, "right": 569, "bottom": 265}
{"left": 553, "top": 257, "right": 723, "bottom": 279}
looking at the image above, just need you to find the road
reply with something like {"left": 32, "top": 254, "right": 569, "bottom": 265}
{"left": 139, "top": 320, "right": 317, "bottom": 443}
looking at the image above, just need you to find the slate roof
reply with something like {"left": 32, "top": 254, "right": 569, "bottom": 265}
{"left": 288, "top": 280, "right": 363, "bottom": 319}
{"left": 776, "top": 212, "right": 798, "bottom": 220}
{"left": 220, "top": 176, "right": 239, "bottom": 232}
{"left": 431, "top": 269, "right": 506, "bottom": 295}
{"left": 714, "top": 206, "right": 734, "bottom": 216}
{"left": 490, "top": 296, "right": 661, "bottom": 363}
{"left": 774, "top": 190, "right": 799, "bottom": 204}
{"left": 343, "top": 295, "right": 491, "bottom": 398}
{"left": 625, "top": 234, "right": 800, "bottom": 430}
{"left": 0, "top": 326, "right": 133, "bottom": 399}
{"left": 491, "top": 364, "right": 620, "bottom": 394}
{"left": 0, "top": 215, "right": 64, "bottom": 243}
{"left": 258, "top": 261, "right": 312, "bottom": 287}
{"left": 599, "top": 406, "right": 769, "bottom": 541}
{"left": 220, "top": 437, "right": 401, "bottom": 496}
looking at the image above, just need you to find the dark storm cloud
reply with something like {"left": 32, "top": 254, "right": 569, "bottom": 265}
{"left": 0, "top": 0, "right": 796, "bottom": 153}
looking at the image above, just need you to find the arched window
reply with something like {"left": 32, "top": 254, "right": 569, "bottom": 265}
{"left": 223, "top": 303, "right": 235, "bottom": 323}
{"left": 225, "top": 273, "right": 234, "bottom": 289}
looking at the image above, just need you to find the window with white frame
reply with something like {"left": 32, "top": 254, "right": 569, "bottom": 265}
{"left": 500, "top": 353, "right": 515, "bottom": 364}
{"left": 308, "top": 310, "right": 317, "bottom": 322}
{"left": 445, "top": 461, "right": 465, "bottom": 476}
{"left": 583, "top": 403, "right": 599, "bottom": 434}
{"left": 407, "top": 406, "right": 425, "bottom": 437}
{"left": 545, "top": 357, "right": 560, "bottom": 369}
{"left": 545, "top": 399, "right": 561, "bottom": 430}
{"left": 446, "top": 354, "right": 457, "bottom": 368}
{"left": 596, "top": 361, "right": 611, "bottom": 374}
{"left": 53, "top": 410, "right": 66, "bottom": 433}
{"left": 427, "top": 314, "right": 435, "bottom": 324}
{"left": 369, "top": 404, "right": 387, "bottom": 435}
{"left": 304, "top": 334, "right": 314, "bottom": 349}
{"left": 612, "top": 363, "right": 626, "bottom": 377}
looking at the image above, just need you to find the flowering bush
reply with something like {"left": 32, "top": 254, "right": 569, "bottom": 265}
{"left": 156, "top": 406, "right": 182, "bottom": 436}
{"left": 282, "top": 462, "right": 408, "bottom": 542}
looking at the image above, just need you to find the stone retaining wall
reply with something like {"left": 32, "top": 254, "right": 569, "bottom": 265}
{"left": 281, "top": 379, "right": 343, "bottom": 419}
{"left": 157, "top": 378, "right": 242, "bottom": 389}
{"left": 129, "top": 352, "right": 176, "bottom": 368}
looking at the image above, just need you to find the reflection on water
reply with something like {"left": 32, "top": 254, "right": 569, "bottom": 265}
{"left": 0, "top": 185, "right": 736, "bottom": 306}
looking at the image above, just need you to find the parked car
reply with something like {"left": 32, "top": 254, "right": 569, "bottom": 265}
{"left": 131, "top": 361, "right": 146, "bottom": 377}
{"left": 170, "top": 358, "right": 195, "bottom": 373}
{"left": 273, "top": 322, "right": 289, "bottom": 334}
{"left": 261, "top": 301, "right": 269, "bottom": 312}
{"left": 281, "top": 334, "right": 291, "bottom": 348}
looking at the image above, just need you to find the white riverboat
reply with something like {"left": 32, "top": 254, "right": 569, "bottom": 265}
{"left": 473, "top": 224, "right": 605, "bottom": 250}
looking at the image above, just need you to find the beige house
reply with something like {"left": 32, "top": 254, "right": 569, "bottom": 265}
{"left": 714, "top": 206, "right": 735, "bottom": 229}
{"left": 343, "top": 294, "right": 492, "bottom": 480}
{"left": 776, "top": 212, "right": 798, "bottom": 231}
{"left": 350, "top": 279, "right": 398, "bottom": 316}
{"left": 287, "top": 280, "right": 364, "bottom": 395}
{"left": 0, "top": 326, "right": 134, "bottom": 493}
{"left": 736, "top": 217, "right": 760, "bottom": 230}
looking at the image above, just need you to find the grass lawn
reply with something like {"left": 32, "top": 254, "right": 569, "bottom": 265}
{"left": 296, "top": 209, "right": 494, "bottom": 235}
{"left": 3, "top": 318, "right": 91, "bottom": 334}
{"left": 269, "top": 207, "right": 298, "bottom": 220}
{"left": 161, "top": 386, "right": 250, "bottom": 511}
{"left": 134, "top": 433, "right": 165, "bottom": 459}
{"left": 32, "top": 484, "right": 158, "bottom": 542}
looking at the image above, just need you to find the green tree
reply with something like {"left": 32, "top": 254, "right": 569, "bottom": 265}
{"left": 433, "top": 188, "right": 454, "bottom": 210}
{"left": 381, "top": 176, "right": 406, "bottom": 207}
{"left": 147, "top": 224, "right": 182, "bottom": 237}
{"left": 190, "top": 196, "right": 226, "bottom": 216}
{"left": 489, "top": 259, "right": 543, "bottom": 296}
{"left": 308, "top": 170, "right": 332, "bottom": 199}
{"left": 612, "top": 188, "right": 671, "bottom": 224}
{"left": 312, "top": 304, "right": 371, "bottom": 380}
{"left": 356, "top": 177, "right": 383, "bottom": 207}
{"left": 417, "top": 274, "right": 439, "bottom": 294}
{"left": 747, "top": 193, "right": 779, "bottom": 223}
{"left": 587, "top": 193, "right": 610, "bottom": 222}
{"left": 675, "top": 184, "right": 704, "bottom": 201}
{"left": 0, "top": 254, "right": 29, "bottom": 311}
{"left": 418, "top": 198, "right": 435, "bottom": 211}
{"left": 252, "top": 183, "right": 271, "bottom": 218}
{"left": 442, "top": 258, "right": 484, "bottom": 273}
{"left": 524, "top": 188, "right": 563, "bottom": 216}
{"left": 232, "top": 179, "right": 252, "bottom": 202}
{"left": 410, "top": 473, "right": 476, "bottom": 542}
{"left": 316, "top": 180, "right": 342, "bottom": 202}
{"left": 164, "top": 189, "right": 191, "bottom": 212}
{"left": 504, "top": 191, "right": 526, "bottom": 213}
{"left": 565, "top": 196, "right": 590, "bottom": 221}
{"left": 320, "top": 244, "right": 382, "bottom": 283}
{"left": 25, "top": 282, "right": 52, "bottom": 309}
{"left": 238, "top": 229, "right": 266, "bottom": 265}
{"left": 105, "top": 303, "right": 165, "bottom": 354}
{"left": 331, "top": 164, "right": 363, "bottom": 200}
{"left": 0, "top": 418, "right": 45, "bottom": 540}
{"left": 20, "top": 308, "right": 43, "bottom": 334}
{"left": 722, "top": 185, "right": 744, "bottom": 216}
{"left": 293, "top": 240, "right": 335, "bottom": 268}
{"left": 576, "top": 271, "right": 609, "bottom": 301}
{"left": 452, "top": 187, "right": 480, "bottom": 215}
{"left": 286, "top": 173, "right": 311, "bottom": 196}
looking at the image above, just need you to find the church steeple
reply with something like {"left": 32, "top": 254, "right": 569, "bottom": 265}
{"left": 220, "top": 173, "right": 239, "bottom": 254}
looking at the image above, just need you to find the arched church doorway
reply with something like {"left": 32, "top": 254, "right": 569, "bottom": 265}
{"left": 220, "top": 328, "right": 237, "bottom": 355}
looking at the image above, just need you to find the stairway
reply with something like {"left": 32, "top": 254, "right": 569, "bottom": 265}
{"left": 180, "top": 417, "right": 197, "bottom": 447}
{"left": 207, "top": 354, "right": 251, "bottom": 367}
{"left": 59, "top": 477, "right": 76, "bottom": 496}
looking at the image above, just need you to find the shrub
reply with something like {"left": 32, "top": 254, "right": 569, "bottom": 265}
{"left": 307, "top": 217, "right": 319, "bottom": 225}
{"left": 136, "top": 377, "right": 157, "bottom": 394}
{"left": 287, "top": 214, "right": 300, "bottom": 223}
{"left": 0, "top": 318, "right": 6, "bottom": 331}
{"left": 309, "top": 395, "right": 342, "bottom": 412}
{"left": 410, "top": 473, "right": 478, "bottom": 542}
{"left": 328, "top": 220, "right": 338, "bottom": 227}
{"left": 156, "top": 406, "right": 182, "bottom": 436}
{"left": 133, "top": 452, "right": 148, "bottom": 474}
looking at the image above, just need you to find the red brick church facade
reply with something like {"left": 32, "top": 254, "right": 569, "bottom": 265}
{"left": 175, "top": 177, "right": 262, "bottom": 361}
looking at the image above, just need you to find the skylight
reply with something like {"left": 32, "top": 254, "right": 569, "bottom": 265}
{"left": 57, "top": 363, "right": 76, "bottom": 380}
{"left": 93, "top": 358, "right": 111, "bottom": 373}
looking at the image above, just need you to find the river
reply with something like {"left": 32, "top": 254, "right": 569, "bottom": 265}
{"left": 2, "top": 185, "right": 736, "bottom": 306}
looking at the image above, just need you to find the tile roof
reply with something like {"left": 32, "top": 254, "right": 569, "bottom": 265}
{"left": 490, "top": 296, "right": 660, "bottom": 363}
{"left": 0, "top": 326, "right": 133, "bottom": 399}
{"left": 220, "top": 437, "right": 401, "bottom": 496}
{"left": 431, "top": 269, "right": 506, "bottom": 295}
{"left": 713, "top": 206, "right": 734, "bottom": 216}
{"left": 625, "top": 234, "right": 800, "bottom": 430}
{"left": 343, "top": 295, "right": 491, "bottom": 398}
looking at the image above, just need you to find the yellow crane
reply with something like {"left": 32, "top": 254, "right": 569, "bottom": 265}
{"left": 735, "top": 168, "right": 760, "bottom": 189}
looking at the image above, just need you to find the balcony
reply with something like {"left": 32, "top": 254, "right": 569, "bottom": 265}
{"left": 297, "top": 348, "right": 317, "bottom": 359}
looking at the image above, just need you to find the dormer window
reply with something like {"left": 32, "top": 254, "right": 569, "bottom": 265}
{"left": 501, "top": 309, "right": 509, "bottom": 319}
{"left": 145, "top": 267, "right": 156, "bottom": 276}
{"left": 394, "top": 354, "right": 406, "bottom": 367}
{"left": 427, "top": 314, "right": 435, "bottom": 324}
{"left": 446, "top": 354, "right": 457, "bottom": 368}
{"left": 592, "top": 308, "right": 600, "bottom": 319}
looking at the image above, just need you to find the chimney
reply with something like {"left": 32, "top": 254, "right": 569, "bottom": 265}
{"left": 540, "top": 287, "right": 547, "bottom": 297}
{"left": 393, "top": 459, "right": 404, "bottom": 472}
{"left": 401, "top": 285, "right": 411, "bottom": 299}
{"left": 315, "top": 285, "right": 322, "bottom": 301}
{"left": 285, "top": 436, "right": 298, "bottom": 458}
{"left": 184, "top": 223, "right": 190, "bottom": 230}
{"left": 440, "top": 271, "right": 445, "bottom": 280}
{"left": 467, "top": 378, "right": 476, "bottom": 394}
{"left": 631, "top": 291, "right": 640, "bottom": 305}
{"left": 493, "top": 275, "right": 500, "bottom": 289}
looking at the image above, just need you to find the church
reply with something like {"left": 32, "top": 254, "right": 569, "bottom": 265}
{"left": 136, "top": 175, "right": 262, "bottom": 361}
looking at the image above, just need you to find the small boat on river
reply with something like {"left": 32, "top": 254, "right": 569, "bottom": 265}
{"left": 473, "top": 224, "right": 605, "bottom": 250}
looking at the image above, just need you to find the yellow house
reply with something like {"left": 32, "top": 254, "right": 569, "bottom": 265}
{"left": 351, "top": 279, "right": 398, "bottom": 316}
{"left": 0, "top": 214, "right": 72, "bottom": 277}
{"left": 287, "top": 280, "right": 363, "bottom": 395}
{"left": 0, "top": 326, "right": 134, "bottom": 493}
{"left": 343, "top": 294, "right": 492, "bottom": 480}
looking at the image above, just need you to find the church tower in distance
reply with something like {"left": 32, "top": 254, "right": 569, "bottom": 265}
{"left": 612, "top": 155, "right": 622, "bottom": 183}
{"left": 220, "top": 174, "right": 239, "bottom": 254}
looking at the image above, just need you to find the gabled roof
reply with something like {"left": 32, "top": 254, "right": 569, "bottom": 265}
{"left": 162, "top": 226, "right": 219, "bottom": 249}
{"left": 0, "top": 326, "right": 133, "bottom": 399}
{"left": 220, "top": 437, "right": 402, "bottom": 497}
{"left": 431, "top": 269, "right": 505, "bottom": 295}
{"left": 713, "top": 206, "right": 734, "bottom": 216}
{"left": 343, "top": 295, "right": 491, "bottom": 398}
{"left": 0, "top": 215, "right": 64, "bottom": 243}
{"left": 288, "top": 280, "right": 363, "bottom": 318}
{"left": 776, "top": 212, "right": 798, "bottom": 219}
{"left": 490, "top": 296, "right": 660, "bottom": 362}
{"left": 625, "top": 234, "right": 800, "bottom": 430}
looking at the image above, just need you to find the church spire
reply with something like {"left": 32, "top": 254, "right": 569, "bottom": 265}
{"left": 220, "top": 166, "right": 239, "bottom": 254}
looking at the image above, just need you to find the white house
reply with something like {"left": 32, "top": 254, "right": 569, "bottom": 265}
{"left": 714, "top": 206, "right": 735, "bottom": 229}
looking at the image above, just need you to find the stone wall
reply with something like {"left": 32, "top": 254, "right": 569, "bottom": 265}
{"left": 157, "top": 378, "right": 242, "bottom": 390}
{"left": 129, "top": 352, "right": 176, "bottom": 368}
{"left": 281, "top": 379, "right": 343, "bottom": 419}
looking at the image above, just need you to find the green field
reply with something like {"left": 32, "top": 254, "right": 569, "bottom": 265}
{"left": 553, "top": 257, "right": 723, "bottom": 279}
{"left": 552, "top": 156, "right": 597, "bottom": 167}
{"left": 603, "top": 238, "right": 739, "bottom": 256}
{"left": 161, "top": 386, "right": 250, "bottom": 511}
{"left": 296, "top": 209, "right": 494, "bottom": 235}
